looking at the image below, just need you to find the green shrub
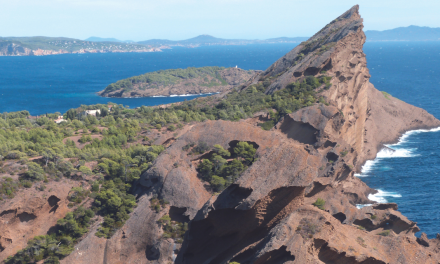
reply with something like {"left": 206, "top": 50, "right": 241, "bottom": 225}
{"left": 378, "top": 230, "right": 390, "bottom": 236}
{"left": 210, "top": 176, "right": 226, "bottom": 192}
{"left": 313, "top": 198, "right": 325, "bottom": 210}
{"left": 259, "top": 120, "right": 275, "bottom": 130}
{"left": 22, "top": 180, "right": 32, "bottom": 188}
{"left": 5, "top": 150, "right": 26, "bottom": 160}
{"left": 25, "top": 162, "right": 45, "bottom": 181}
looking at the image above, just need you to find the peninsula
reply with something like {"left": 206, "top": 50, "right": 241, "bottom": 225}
{"left": 0, "top": 36, "right": 161, "bottom": 56}
{"left": 98, "top": 66, "right": 259, "bottom": 98}
{"left": 2, "top": 5, "right": 440, "bottom": 264}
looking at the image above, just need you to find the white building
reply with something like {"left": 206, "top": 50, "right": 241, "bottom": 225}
{"left": 54, "top": 116, "right": 66, "bottom": 124}
{"left": 80, "top": 109, "right": 101, "bottom": 117}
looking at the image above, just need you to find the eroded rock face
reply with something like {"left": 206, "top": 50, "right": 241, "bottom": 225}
{"left": 175, "top": 5, "right": 440, "bottom": 264}
{"left": 0, "top": 181, "right": 78, "bottom": 260}
{"left": 61, "top": 5, "right": 440, "bottom": 264}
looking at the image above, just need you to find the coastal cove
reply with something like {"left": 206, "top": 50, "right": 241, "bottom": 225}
{"left": 0, "top": 44, "right": 298, "bottom": 115}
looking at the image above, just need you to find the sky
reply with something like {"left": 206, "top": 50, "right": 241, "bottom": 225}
{"left": 1, "top": 0, "right": 439, "bottom": 41}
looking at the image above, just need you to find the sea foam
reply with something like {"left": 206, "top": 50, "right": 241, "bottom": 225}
{"left": 355, "top": 126, "right": 440, "bottom": 177}
{"left": 376, "top": 147, "right": 418, "bottom": 158}
{"left": 354, "top": 126, "right": 440, "bottom": 204}
{"left": 368, "top": 190, "right": 402, "bottom": 203}
{"left": 169, "top": 93, "right": 214, "bottom": 97}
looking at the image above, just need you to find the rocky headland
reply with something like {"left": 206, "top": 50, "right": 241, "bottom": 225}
{"left": 98, "top": 67, "right": 259, "bottom": 98}
{"left": 2, "top": 5, "right": 440, "bottom": 264}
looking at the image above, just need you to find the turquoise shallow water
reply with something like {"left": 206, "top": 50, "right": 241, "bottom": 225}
{"left": 1, "top": 41, "right": 440, "bottom": 237}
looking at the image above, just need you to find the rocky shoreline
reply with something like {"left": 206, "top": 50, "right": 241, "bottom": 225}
{"left": 2, "top": 5, "right": 440, "bottom": 264}
{"left": 0, "top": 47, "right": 163, "bottom": 56}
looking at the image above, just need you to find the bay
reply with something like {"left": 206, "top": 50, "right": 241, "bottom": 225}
{"left": 0, "top": 43, "right": 297, "bottom": 115}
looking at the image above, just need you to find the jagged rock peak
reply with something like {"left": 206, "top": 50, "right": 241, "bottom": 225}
{"left": 262, "top": 5, "right": 365, "bottom": 94}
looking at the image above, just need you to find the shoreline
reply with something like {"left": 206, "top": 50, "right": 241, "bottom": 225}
{"left": 0, "top": 49, "right": 163, "bottom": 57}
{"left": 99, "top": 92, "right": 219, "bottom": 99}
{"left": 355, "top": 126, "right": 440, "bottom": 206}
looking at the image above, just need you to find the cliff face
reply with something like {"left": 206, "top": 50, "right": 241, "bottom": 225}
{"left": 0, "top": 41, "right": 32, "bottom": 56}
{"left": 60, "top": 5, "right": 440, "bottom": 264}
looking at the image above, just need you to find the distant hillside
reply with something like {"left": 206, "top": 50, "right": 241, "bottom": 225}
{"left": 365, "top": 26, "right": 440, "bottom": 41}
{"left": 0, "top": 36, "right": 157, "bottom": 56}
{"left": 86, "top": 37, "right": 134, "bottom": 43}
{"left": 137, "top": 34, "right": 309, "bottom": 47}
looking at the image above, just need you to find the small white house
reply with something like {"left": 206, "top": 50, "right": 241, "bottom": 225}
{"left": 54, "top": 116, "right": 66, "bottom": 124}
{"left": 80, "top": 109, "right": 101, "bottom": 117}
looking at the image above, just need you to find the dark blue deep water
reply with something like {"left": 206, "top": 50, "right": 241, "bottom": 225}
{"left": 1, "top": 41, "right": 440, "bottom": 237}
{"left": 359, "top": 41, "right": 440, "bottom": 238}
{"left": 0, "top": 43, "right": 297, "bottom": 115}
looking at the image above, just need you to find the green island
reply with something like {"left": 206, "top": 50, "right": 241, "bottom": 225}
{"left": 98, "top": 66, "right": 258, "bottom": 98}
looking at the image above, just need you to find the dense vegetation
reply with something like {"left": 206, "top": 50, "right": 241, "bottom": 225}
{"left": 1, "top": 73, "right": 331, "bottom": 262}
{"left": 0, "top": 104, "right": 165, "bottom": 263}
{"left": 102, "top": 66, "right": 230, "bottom": 94}
{"left": 194, "top": 142, "right": 257, "bottom": 192}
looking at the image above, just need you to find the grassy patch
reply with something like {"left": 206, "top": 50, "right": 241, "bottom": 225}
{"left": 378, "top": 230, "right": 390, "bottom": 236}
{"left": 381, "top": 91, "right": 392, "bottom": 100}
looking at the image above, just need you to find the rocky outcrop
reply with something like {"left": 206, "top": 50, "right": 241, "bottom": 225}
{"left": 0, "top": 181, "right": 79, "bottom": 260}
{"left": 60, "top": 5, "right": 440, "bottom": 264}
{"left": 0, "top": 41, "right": 32, "bottom": 56}
{"left": 174, "top": 5, "right": 440, "bottom": 263}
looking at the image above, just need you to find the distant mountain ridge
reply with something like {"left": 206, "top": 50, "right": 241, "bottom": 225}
{"left": 2, "top": 26, "right": 439, "bottom": 57}
{"left": 365, "top": 26, "right": 440, "bottom": 41}
{"left": 137, "top": 34, "right": 309, "bottom": 46}
{"left": 86, "top": 37, "right": 135, "bottom": 43}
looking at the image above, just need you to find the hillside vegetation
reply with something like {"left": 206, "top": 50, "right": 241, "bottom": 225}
{"left": 0, "top": 36, "right": 151, "bottom": 54}
{"left": 0, "top": 69, "right": 331, "bottom": 263}
{"left": 99, "top": 66, "right": 258, "bottom": 97}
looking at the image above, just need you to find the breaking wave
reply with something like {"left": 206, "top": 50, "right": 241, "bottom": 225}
{"left": 395, "top": 127, "right": 440, "bottom": 145}
{"left": 368, "top": 190, "right": 402, "bottom": 203}
{"left": 356, "top": 204, "right": 373, "bottom": 209}
{"left": 355, "top": 127, "right": 440, "bottom": 205}
{"left": 355, "top": 127, "right": 440, "bottom": 178}
{"left": 376, "top": 147, "right": 418, "bottom": 158}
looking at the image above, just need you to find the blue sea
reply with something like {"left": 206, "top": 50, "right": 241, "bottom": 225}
{"left": 0, "top": 44, "right": 297, "bottom": 115}
{"left": 1, "top": 41, "right": 440, "bottom": 237}
{"left": 358, "top": 41, "right": 440, "bottom": 238}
